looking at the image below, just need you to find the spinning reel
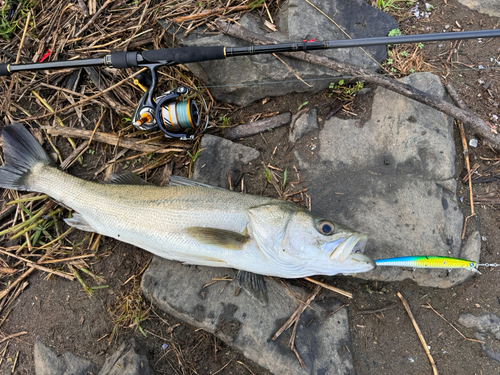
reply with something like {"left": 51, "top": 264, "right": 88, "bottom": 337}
{"left": 131, "top": 72, "right": 208, "bottom": 140}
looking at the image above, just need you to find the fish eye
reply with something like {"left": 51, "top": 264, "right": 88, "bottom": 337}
{"left": 317, "top": 220, "right": 334, "bottom": 235}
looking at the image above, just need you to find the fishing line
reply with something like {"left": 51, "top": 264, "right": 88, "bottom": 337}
{"left": 199, "top": 65, "right": 500, "bottom": 89}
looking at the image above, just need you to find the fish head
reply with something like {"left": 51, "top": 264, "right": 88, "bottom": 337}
{"left": 247, "top": 203, "right": 375, "bottom": 276}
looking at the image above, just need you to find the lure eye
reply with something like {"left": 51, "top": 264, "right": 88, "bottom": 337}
{"left": 317, "top": 220, "right": 335, "bottom": 235}
{"left": 470, "top": 262, "right": 474, "bottom": 267}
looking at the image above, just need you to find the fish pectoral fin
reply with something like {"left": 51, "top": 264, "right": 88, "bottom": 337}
{"left": 186, "top": 227, "right": 249, "bottom": 250}
{"left": 237, "top": 270, "right": 269, "bottom": 307}
{"left": 167, "top": 175, "right": 224, "bottom": 190}
{"left": 106, "top": 172, "right": 152, "bottom": 185}
{"left": 64, "top": 213, "right": 95, "bottom": 232}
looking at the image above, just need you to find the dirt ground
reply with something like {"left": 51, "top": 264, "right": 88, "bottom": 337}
{"left": 1, "top": 0, "right": 500, "bottom": 374}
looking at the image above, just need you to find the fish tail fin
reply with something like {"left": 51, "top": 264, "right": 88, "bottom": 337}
{"left": 0, "top": 123, "right": 54, "bottom": 191}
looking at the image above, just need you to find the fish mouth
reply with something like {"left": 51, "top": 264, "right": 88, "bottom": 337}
{"left": 325, "top": 233, "right": 368, "bottom": 262}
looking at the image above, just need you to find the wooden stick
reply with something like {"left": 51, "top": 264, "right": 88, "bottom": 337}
{"left": 216, "top": 20, "right": 500, "bottom": 151}
{"left": 0, "top": 268, "right": 35, "bottom": 300}
{"left": 397, "top": 291, "right": 438, "bottom": 375}
{"left": 41, "top": 126, "right": 186, "bottom": 154}
{"left": 15, "top": 12, "right": 31, "bottom": 64}
{"left": 304, "top": 277, "right": 352, "bottom": 298}
{"left": 0, "top": 331, "right": 27, "bottom": 345}
{"left": 224, "top": 112, "right": 292, "bottom": 140}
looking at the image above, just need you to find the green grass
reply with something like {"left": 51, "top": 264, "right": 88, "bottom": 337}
{"left": 0, "top": 0, "right": 35, "bottom": 39}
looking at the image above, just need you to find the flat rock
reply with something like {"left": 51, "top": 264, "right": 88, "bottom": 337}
{"left": 456, "top": 0, "right": 500, "bottom": 17}
{"left": 192, "top": 134, "right": 260, "bottom": 189}
{"left": 459, "top": 312, "right": 500, "bottom": 339}
{"left": 289, "top": 108, "right": 319, "bottom": 143}
{"left": 160, "top": 0, "right": 397, "bottom": 106}
{"left": 34, "top": 340, "right": 97, "bottom": 375}
{"left": 294, "top": 72, "right": 479, "bottom": 287}
{"left": 99, "top": 339, "right": 154, "bottom": 375}
{"left": 143, "top": 133, "right": 354, "bottom": 374}
{"left": 141, "top": 258, "right": 354, "bottom": 375}
{"left": 459, "top": 313, "right": 500, "bottom": 364}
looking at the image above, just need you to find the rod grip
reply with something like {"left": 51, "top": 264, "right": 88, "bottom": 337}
{"left": 141, "top": 46, "right": 225, "bottom": 65}
{"left": 0, "top": 63, "right": 10, "bottom": 77}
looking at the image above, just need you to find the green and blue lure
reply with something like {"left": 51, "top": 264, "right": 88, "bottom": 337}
{"left": 374, "top": 256, "right": 482, "bottom": 274}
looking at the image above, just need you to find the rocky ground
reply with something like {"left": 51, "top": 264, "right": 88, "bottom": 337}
{"left": 1, "top": 0, "right": 500, "bottom": 374}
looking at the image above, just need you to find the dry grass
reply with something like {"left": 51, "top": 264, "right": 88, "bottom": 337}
{"left": 0, "top": 0, "right": 284, "bottom": 344}
{"left": 384, "top": 42, "right": 434, "bottom": 77}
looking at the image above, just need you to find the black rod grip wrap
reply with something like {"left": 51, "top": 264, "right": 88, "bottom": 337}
{"left": 141, "top": 46, "right": 225, "bottom": 64}
{"left": 110, "top": 51, "right": 139, "bottom": 68}
{"left": 0, "top": 63, "right": 10, "bottom": 77}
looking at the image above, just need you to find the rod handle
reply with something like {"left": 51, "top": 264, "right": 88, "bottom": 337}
{"left": 0, "top": 63, "right": 10, "bottom": 77}
{"left": 141, "top": 46, "right": 225, "bottom": 65}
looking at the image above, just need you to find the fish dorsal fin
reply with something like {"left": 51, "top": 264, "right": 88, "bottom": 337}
{"left": 237, "top": 270, "right": 269, "bottom": 307}
{"left": 64, "top": 213, "right": 95, "bottom": 232}
{"left": 167, "top": 175, "right": 224, "bottom": 190}
{"left": 107, "top": 172, "right": 152, "bottom": 185}
{"left": 185, "top": 227, "right": 249, "bottom": 250}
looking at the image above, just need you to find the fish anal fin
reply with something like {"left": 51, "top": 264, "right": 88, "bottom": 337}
{"left": 186, "top": 227, "right": 249, "bottom": 250}
{"left": 237, "top": 270, "right": 268, "bottom": 307}
{"left": 64, "top": 213, "right": 95, "bottom": 232}
{"left": 107, "top": 172, "right": 152, "bottom": 185}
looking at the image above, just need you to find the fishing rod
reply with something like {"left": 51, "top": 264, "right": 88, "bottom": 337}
{"left": 2, "top": 29, "right": 500, "bottom": 139}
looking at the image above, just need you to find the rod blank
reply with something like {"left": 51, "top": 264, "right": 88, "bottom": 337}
{"left": 1, "top": 29, "right": 500, "bottom": 76}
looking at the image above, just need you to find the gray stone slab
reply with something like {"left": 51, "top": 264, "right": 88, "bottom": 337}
{"left": 141, "top": 258, "right": 354, "bottom": 375}
{"left": 99, "top": 339, "right": 154, "bottom": 375}
{"left": 459, "top": 313, "right": 500, "bottom": 364}
{"left": 294, "top": 73, "right": 479, "bottom": 287}
{"left": 289, "top": 108, "right": 319, "bottom": 143}
{"left": 192, "top": 134, "right": 260, "bottom": 189}
{"left": 160, "top": 0, "right": 397, "bottom": 106}
{"left": 34, "top": 340, "right": 97, "bottom": 375}
{"left": 456, "top": 0, "right": 500, "bottom": 17}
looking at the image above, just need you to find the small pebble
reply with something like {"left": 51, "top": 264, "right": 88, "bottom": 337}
{"left": 408, "top": 356, "right": 415, "bottom": 363}
{"left": 469, "top": 139, "right": 478, "bottom": 147}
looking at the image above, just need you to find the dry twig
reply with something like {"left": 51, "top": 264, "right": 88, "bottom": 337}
{"left": 397, "top": 291, "right": 438, "bottom": 375}
{"left": 217, "top": 20, "right": 500, "bottom": 151}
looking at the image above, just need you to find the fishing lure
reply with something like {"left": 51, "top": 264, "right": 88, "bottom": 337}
{"left": 374, "top": 256, "right": 481, "bottom": 274}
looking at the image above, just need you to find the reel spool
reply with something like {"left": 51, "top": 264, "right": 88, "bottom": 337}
{"left": 156, "top": 94, "right": 200, "bottom": 134}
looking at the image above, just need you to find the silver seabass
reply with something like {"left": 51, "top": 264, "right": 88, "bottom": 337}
{"left": 0, "top": 123, "right": 375, "bottom": 278}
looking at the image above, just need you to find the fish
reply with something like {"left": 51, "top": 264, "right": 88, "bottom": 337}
{"left": 374, "top": 256, "right": 480, "bottom": 273}
{"left": 0, "top": 123, "right": 375, "bottom": 304}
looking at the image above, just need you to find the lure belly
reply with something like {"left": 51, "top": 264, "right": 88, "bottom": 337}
{"left": 374, "top": 256, "right": 480, "bottom": 273}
